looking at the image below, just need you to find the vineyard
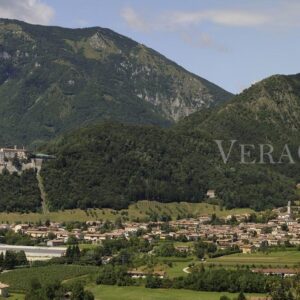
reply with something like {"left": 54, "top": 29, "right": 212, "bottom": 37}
{"left": 0, "top": 265, "right": 99, "bottom": 292}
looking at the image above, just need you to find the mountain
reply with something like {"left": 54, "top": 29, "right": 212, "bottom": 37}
{"left": 0, "top": 18, "right": 232, "bottom": 147}
{"left": 184, "top": 74, "right": 300, "bottom": 143}
{"left": 179, "top": 74, "right": 300, "bottom": 178}
{"left": 36, "top": 74, "right": 300, "bottom": 212}
{"left": 0, "top": 74, "right": 299, "bottom": 212}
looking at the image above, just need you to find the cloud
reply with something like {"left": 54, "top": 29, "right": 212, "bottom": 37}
{"left": 180, "top": 32, "right": 228, "bottom": 52}
{"left": 167, "top": 10, "right": 269, "bottom": 28}
{"left": 121, "top": 7, "right": 149, "bottom": 32}
{"left": 120, "top": 7, "right": 230, "bottom": 52}
{"left": 121, "top": 2, "right": 300, "bottom": 31}
{"left": 120, "top": 3, "right": 300, "bottom": 52}
{"left": 0, "top": 0, "right": 54, "bottom": 25}
{"left": 121, "top": 7, "right": 269, "bottom": 32}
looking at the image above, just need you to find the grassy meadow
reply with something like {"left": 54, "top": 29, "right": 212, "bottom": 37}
{"left": 154, "top": 256, "right": 196, "bottom": 278}
{"left": 0, "top": 200, "right": 254, "bottom": 224}
{"left": 87, "top": 284, "right": 266, "bottom": 300}
{"left": 207, "top": 250, "right": 300, "bottom": 267}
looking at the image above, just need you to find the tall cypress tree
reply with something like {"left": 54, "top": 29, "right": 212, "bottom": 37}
{"left": 0, "top": 252, "right": 4, "bottom": 268}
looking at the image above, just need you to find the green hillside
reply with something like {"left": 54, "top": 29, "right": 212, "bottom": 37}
{"left": 0, "top": 73, "right": 299, "bottom": 212}
{"left": 38, "top": 74, "right": 300, "bottom": 211}
{"left": 39, "top": 120, "right": 296, "bottom": 211}
{"left": 0, "top": 18, "right": 232, "bottom": 147}
{"left": 179, "top": 74, "right": 300, "bottom": 180}
{"left": 184, "top": 74, "right": 300, "bottom": 143}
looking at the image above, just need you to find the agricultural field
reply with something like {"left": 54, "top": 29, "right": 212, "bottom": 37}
{"left": 79, "top": 243, "right": 99, "bottom": 250}
{"left": 0, "top": 200, "right": 254, "bottom": 224}
{"left": 0, "top": 265, "right": 99, "bottom": 292}
{"left": 207, "top": 250, "right": 300, "bottom": 267}
{"left": 154, "top": 256, "right": 196, "bottom": 278}
{"left": 87, "top": 284, "right": 266, "bottom": 300}
{"left": 0, "top": 208, "right": 116, "bottom": 224}
{"left": 129, "top": 256, "right": 194, "bottom": 279}
{"left": 128, "top": 201, "right": 254, "bottom": 220}
{"left": 165, "top": 259, "right": 193, "bottom": 278}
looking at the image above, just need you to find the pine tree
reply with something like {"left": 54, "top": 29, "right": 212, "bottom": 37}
{"left": 0, "top": 252, "right": 4, "bottom": 268}
{"left": 4, "top": 251, "right": 17, "bottom": 269}
{"left": 237, "top": 291, "right": 246, "bottom": 300}
{"left": 73, "top": 245, "right": 81, "bottom": 260}
{"left": 16, "top": 250, "right": 28, "bottom": 266}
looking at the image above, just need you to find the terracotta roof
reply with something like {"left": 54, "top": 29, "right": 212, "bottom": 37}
{"left": 0, "top": 282, "right": 9, "bottom": 288}
{"left": 128, "top": 270, "right": 166, "bottom": 276}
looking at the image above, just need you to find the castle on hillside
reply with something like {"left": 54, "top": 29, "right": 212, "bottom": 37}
{"left": 0, "top": 146, "right": 53, "bottom": 174}
{"left": 0, "top": 146, "right": 28, "bottom": 163}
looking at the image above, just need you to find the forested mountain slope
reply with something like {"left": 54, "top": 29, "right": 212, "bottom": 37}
{"left": 39, "top": 74, "right": 300, "bottom": 211}
{"left": 39, "top": 122, "right": 296, "bottom": 211}
{"left": 0, "top": 18, "right": 232, "bottom": 147}
{"left": 179, "top": 74, "right": 300, "bottom": 180}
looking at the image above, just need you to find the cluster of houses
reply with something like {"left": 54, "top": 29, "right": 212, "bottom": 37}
{"left": 2, "top": 201, "right": 297, "bottom": 257}
{"left": 0, "top": 201, "right": 296, "bottom": 296}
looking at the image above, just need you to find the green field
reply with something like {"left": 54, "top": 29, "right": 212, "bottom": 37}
{"left": 0, "top": 208, "right": 116, "bottom": 224}
{"left": 166, "top": 259, "right": 193, "bottom": 278}
{"left": 154, "top": 256, "right": 196, "bottom": 278}
{"left": 207, "top": 250, "right": 300, "bottom": 267}
{"left": 79, "top": 243, "right": 99, "bottom": 250}
{"left": 0, "top": 265, "right": 99, "bottom": 292}
{"left": 88, "top": 285, "right": 265, "bottom": 300}
{"left": 0, "top": 200, "right": 254, "bottom": 223}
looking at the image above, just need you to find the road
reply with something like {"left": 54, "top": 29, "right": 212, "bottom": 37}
{"left": 183, "top": 267, "right": 191, "bottom": 274}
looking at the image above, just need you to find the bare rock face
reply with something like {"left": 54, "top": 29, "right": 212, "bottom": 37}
{"left": 127, "top": 47, "right": 227, "bottom": 121}
{"left": 89, "top": 32, "right": 107, "bottom": 49}
{"left": 89, "top": 32, "right": 111, "bottom": 50}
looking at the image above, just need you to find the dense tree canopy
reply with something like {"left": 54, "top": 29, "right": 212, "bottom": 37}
{"left": 40, "top": 122, "right": 296, "bottom": 211}
{"left": 0, "top": 169, "right": 41, "bottom": 212}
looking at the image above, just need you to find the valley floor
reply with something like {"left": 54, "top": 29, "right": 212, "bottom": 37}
{"left": 0, "top": 200, "right": 254, "bottom": 223}
{"left": 207, "top": 249, "right": 300, "bottom": 267}
{"left": 87, "top": 285, "right": 266, "bottom": 300}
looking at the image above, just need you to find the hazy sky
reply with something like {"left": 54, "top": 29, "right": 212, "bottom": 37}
{"left": 1, "top": 0, "right": 300, "bottom": 93}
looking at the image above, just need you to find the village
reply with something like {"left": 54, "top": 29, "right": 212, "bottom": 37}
{"left": 0, "top": 200, "right": 297, "bottom": 259}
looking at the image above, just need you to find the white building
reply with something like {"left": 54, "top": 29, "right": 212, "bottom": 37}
{"left": 206, "top": 190, "right": 216, "bottom": 199}
{"left": 0, "top": 245, "right": 66, "bottom": 261}
{"left": 0, "top": 146, "right": 27, "bottom": 162}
